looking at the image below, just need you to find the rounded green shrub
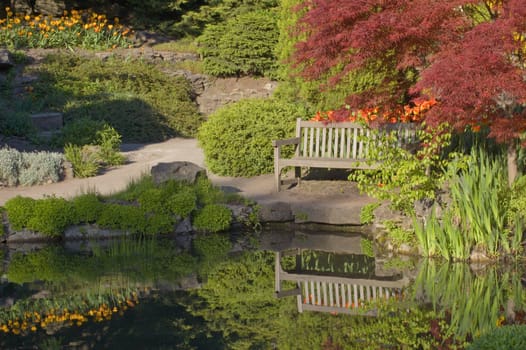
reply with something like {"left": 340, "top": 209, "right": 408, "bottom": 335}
{"left": 26, "top": 197, "right": 75, "bottom": 237}
{"left": 197, "top": 10, "right": 279, "bottom": 77}
{"left": 71, "top": 193, "right": 104, "bottom": 224}
{"left": 192, "top": 204, "right": 232, "bottom": 233}
{"left": 467, "top": 325, "right": 526, "bottom": 349}
{"left": 4, "top": 196, "right": 36, "bottom": 230}
{"left": 168, "top": 186, "right": 197, "bottom": 217}
{"left": 198, "top": 98, "right": 308, "bottom": 176}
{"left": 138, "top": 188, "right": 169, "bottom": 214}
{"left": 144, "top": 213, "right": 175, "bottom": 235}
{"left": 97, "top": 204, "right": 148, "bottom": 234}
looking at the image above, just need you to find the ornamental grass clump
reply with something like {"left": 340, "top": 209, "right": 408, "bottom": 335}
{"left": 0, "top": 8, "right": 131, "bottom": 50}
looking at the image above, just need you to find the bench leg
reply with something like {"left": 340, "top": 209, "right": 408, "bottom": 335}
{"left": 295, "top": 166, "right": 301, "bottom": 187}
{"left": 275, "top": 164, "right": 281, "bottom": 192}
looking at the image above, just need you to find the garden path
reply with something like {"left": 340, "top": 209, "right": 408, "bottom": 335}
{"left": 0, "top": 137, "right": 373, "bottom": 225}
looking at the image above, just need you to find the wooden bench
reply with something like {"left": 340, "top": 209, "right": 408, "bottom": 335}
{"left": 272, "top": 118, "right": 417, "bottom": 191}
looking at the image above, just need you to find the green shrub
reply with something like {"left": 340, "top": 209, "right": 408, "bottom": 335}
{"left": 96, "top": 203, "right": 148, "bottom": 234}
{"left": 64, "top": 144, "right": 100, "bottom": 178}
{"left": 193, "top": 176, "right": 224, "bottom": 205}
{"left": 167, "top": 186, "right": 197, "bottom": 217}
{"left": 96, "top": 124, "right": 125, "bottom": 166}
{"left": 360, "top": 202, "right": 381, "bottom": 225}
{"left": 197, "top": 10, "right": 279, "bottom": 77}
{"left": 26, "top": 197, "right": 74, "bottom": 236}
{"left": 71, "top": 193, "right": 104, "bottom": 224}
{"left": 4, "top": 196, "right": 36, "bottom": 230}
{"left": 467, "top": 325, "right": 526, "bottom": 349}
{"left": 110, "top": 175, "right": 157, "bottom": 201}
{"left": 18, "top": 151, "right": 64, "bottom": 186}
{"left": 193, "top": 204, "right": 232, "bottom": 233}
{"left": 33, "top": 54, "right": 203, "bottom": 141}
{"left": 144, "top": 213, "right": 175, "bottom": 235}
{"left": 53, "top": 118, "right": 106, "bottom": 147}
{"left": 198, "top": 98, "right": 308, "bottom": 176}
{"left": 138, "top": 188, "right": 169, "bottom": 214}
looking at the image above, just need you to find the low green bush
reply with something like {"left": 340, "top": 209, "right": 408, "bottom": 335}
{"left": 168, "top": 186, "right": 197, "bottom": 217}
{"left": 71, "top": 193, "right": 104, "bottom": 224}
{"left": 138, "top": 188, "right": 169, "bottom": 214}
{"left": 52, "top": 118, "right": 106, "bottom": 147}
{"left": 198, "top": 98, "right": 308, "bottom": 176}
{"left": 32, "top": 53, "right": 203, "bottom": 141}
{"left": 197, "top": 10, "right": 279, "bottom": 77}
{"left": 192, "top": 204, "right": 232, "bottom": 233}
{"left": 144, "top": 213, "right": 175, "bottom": 235}
{"left": 193, "top": 176, "right": 225, "bottom": 205}
{"left": 4, "top": 196, "right": 36, "bottom": 230}
{"left": 96, "top": 203, "right": 148, "bottom": 234}
{"left": 467, "top": 325, "right": 526, "bottom": 349}
{"left": 26, "top": 197, "right": 75, "bottom": 237}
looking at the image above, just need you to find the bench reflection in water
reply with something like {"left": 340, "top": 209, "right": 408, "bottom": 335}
{"left": 274, "top": 250, "right": 410, "bottom": 316}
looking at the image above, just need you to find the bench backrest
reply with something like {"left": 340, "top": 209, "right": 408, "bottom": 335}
{"left": 295, "top": 118, "right": 418, "bottom": 160}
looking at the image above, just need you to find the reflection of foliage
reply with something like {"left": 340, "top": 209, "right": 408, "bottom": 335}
{"left": 7, "top": 239, "right": 195, "bottom": 285}
{"left": 0, "top": 289, "right": 139, "bottom": 335}
{"left": 190, "top": 251, "right": 285, "bottom": 349}
{"left": 413, "top": 260, "right": 526, "bottom": 340}
{"left": 298, "top": 250, "right": 376, "bottom": 277}
{"left": 192, "top": 233, "right": 232, "bottom": 276}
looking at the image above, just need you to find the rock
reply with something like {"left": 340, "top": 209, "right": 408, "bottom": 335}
{"left": 258, "top": 201, "right": 294, "bottom": 222}
{"left": 6, "top": 229, "right": 50, "bottom": 243}
{"left": 0, "top": 49, "right": 14, "bottom": 70}
{"left": 151, "top": 161, "right": 206, "bottom": 185}
{"left": 174, "top": 231, "right": 194, "bottom": 250}
{"left": 63, "top": 224, "right": 129, "bottom": 240}
{"left": 226, "top": 204, "right": 254, "bottom": 225}
{"left": 175, "top": 217, "right": 193, "bottom": 234}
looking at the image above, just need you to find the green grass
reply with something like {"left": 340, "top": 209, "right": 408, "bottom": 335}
{"left": 20, "top": 52, "right": 203, "bottom": 142}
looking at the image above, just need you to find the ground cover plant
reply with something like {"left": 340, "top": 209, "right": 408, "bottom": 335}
{"left": 0, "top": 8, "right": 131, "bottom": 50}
{"left": 3, "top": 176, "right": 241, "bottom": 238}
{"left": 22, "top": 52, "right": 203, "bottom": 142}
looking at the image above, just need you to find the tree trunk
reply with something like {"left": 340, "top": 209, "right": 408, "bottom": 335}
{"left": 508, "top": 142, "right": 518, "bottom": 187}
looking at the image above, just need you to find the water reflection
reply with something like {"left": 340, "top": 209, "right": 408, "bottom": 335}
{"left": 0, "top": 231, "right": 525, "bottom": 349}
{"left": 275, "top": 250, "right": 408, "bottom": 316}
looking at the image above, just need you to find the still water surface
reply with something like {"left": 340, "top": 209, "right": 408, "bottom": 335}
{"left": 1, "top": 230, "right": 525, "bottom": 349}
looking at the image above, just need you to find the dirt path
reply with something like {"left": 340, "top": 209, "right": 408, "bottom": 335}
{"left": 0, "top": 138, "right": 205, "bottom": 205}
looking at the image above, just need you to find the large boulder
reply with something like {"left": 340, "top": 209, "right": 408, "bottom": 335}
{"left": 151, "top": 161, "right": 206, "bottom": 185}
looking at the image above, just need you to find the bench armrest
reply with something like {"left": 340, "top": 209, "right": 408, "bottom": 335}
{"left": 272, "top": 137, "right": 300, "bottom": 147}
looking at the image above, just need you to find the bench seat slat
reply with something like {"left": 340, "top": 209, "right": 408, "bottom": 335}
{"left": 279, "top": 157, "right": 379, "bottom": 170}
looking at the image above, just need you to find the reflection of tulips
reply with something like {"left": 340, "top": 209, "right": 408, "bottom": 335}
{"left": 0, "top": 7, "right": 131, "bottom": 49}
{"left": 311, "top": 98, "right": 437, "bottom": 124}
{"left": 0, "top": 292, "right": 139, "bottom": 335}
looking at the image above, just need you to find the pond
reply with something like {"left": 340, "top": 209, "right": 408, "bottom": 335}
{"left": 1, "top": 229, "right": 525, "bottom": 349}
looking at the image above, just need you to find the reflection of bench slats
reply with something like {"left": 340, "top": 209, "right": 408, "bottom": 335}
{"left": 275, "top": 252, "right": 409, "bottom": 315}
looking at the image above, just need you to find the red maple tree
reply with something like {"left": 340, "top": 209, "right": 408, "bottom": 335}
{"left": 291, "top": 0, "right": 526, "bottom": 182}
